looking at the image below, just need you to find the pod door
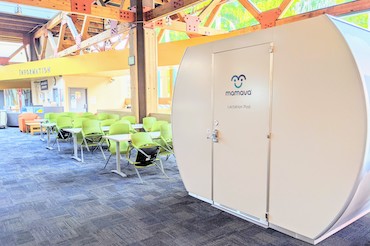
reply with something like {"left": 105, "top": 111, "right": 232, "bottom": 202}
{"left": 212, "top": 43, "right": 272, "bottom": 224}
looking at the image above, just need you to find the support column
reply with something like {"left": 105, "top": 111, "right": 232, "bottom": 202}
{"left": 129, "top": 0, "right": 158, "bottom": 122}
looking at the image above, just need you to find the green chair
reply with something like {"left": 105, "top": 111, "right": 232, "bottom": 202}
{"left": 103, "top": 122, "right": 131, "bottom": 169}
{"left": 156, "top": 123, "right": 174, "bottom": 160}
{"left": 127, "top": 132, "right": 167, "bottom": 183}
{"left": 142, "top": 117, "right": 157, "bottom": 132}
{"left": 150, "top": 120, "right": 167, "bottom": 132}
{"left": 121, "top": 115, "right": 137, "bottom": 124}
{"left": 72, "top": 117, "right": 88, "bottom": 128}
{"left": 119, "top": 119, "right": 136, "bottom": 133}
{"left": 48, "top": 113, "right": 59, "bottom": 123}
{"left": 81, "top": 112, "right": 93, "bottom": 117}
{"left": 88, "top": 114, "right": 99, "bottom": 120}
{"left": 80, "top": 119, "right": 106, "bottom": 162}
{"left": 101, "top": 119, "right": 117, "bottom": 126}
{"left": 44, "top": 113, "right": 51, "bottom": 122}
{"left": 53, "top": 116, "right": 73, "bottom": 151}
{"left": 107, "top": 114, "right": 120, "bottom": 121}
{"left": 67, "top": 112, "right": 79, "bottom": 118}
{"left": 57, "top": 112, "right": 69, "bottom": 118}
{"left": 100, "top": 119, "right": 117, "bottom": 134}
{"left": 97, "top": 113, "right": 109, "bottom": 121}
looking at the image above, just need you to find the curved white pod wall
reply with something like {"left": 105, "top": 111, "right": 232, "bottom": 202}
{"left": 172, "top": 15, "right": 370, "bottom": 244}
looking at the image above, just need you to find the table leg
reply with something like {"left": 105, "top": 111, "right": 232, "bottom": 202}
{"left": 40, "top": 123, "right": 45, "bottom": 142}
{"left": 46, "top": 127, "right": 53, "bottom": 150}
{"left": 71, "top": 133, "right": 81, "bottom": 162}
{"left": 111, "top": 141, "right": 127, "bottom": 177}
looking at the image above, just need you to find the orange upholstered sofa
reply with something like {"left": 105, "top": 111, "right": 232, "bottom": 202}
{"left": 18, "top": 113, "right": 40, "bottom": 132}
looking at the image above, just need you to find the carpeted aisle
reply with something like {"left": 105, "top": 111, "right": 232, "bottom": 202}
{"left": 0, "top": 127, "right": 369, "bottom": 245}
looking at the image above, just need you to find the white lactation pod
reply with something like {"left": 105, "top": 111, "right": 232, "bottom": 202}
{"left": 172, "top": 15, "right": 370, "bottom": 244}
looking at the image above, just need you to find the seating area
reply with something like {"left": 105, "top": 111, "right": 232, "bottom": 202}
{"left": 35, "top": 111, "right": 174, "bottom": 183}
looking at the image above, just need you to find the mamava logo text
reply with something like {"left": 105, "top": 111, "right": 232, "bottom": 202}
{"left": 225, "top": 74, "right": 252, "bottom": 96}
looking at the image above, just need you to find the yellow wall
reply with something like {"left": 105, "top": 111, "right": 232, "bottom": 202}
{"left": 63, "top": 75, "right": 130, "bottom": 113}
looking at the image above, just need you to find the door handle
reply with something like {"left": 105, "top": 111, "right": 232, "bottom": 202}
{"left": 211, "top": 129, "right": 219, "bottom": 143}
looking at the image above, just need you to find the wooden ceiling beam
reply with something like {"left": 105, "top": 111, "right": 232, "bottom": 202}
{"left": 161, "top": 20, "right": 226, "bottom": 35}
{"left": 57, "top": 22, "right": 67, "bottom": 51}
{"left": 145, "top": 0, "right": 205, "bottom": 22}
{"left": 81, "top": 16, "right": 92, "bottom": 39}
{"left": 278, "top": 0, "right": 294, "bottom": 17}
{"left": 2, "top": 0, "right": 133, "bottom": 22}
{"left": 0, "top": 13, "right": 48, "bottom": 24}
{"left": 198, "top": 0, "right": 222, "bottom": 20}
{"left": 237, "top": 0, "right": 260, "bottom": 20}
{"left": 0, "top": 29, "right": 25, "bottom": 39}
{"left": 204, "top": 3, "right": 222, "bottom": 27}
{"left": 8, "top": 45, "right": 25, "bottom": 60}
{"left": 157, "top": 28, "right": 165, "bottom": 42}
{"left": 0, "top": 26, "right": 33, "bottom": 32}
{"left": 57, "top": 23, "right": 129, "bottom": 57}
{"left": 34, "top": 12, "right": 65, "bottom": 38}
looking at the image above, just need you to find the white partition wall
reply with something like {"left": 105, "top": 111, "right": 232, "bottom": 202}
{"left": 172, "top": 15, "right": 370, "bottom": 244}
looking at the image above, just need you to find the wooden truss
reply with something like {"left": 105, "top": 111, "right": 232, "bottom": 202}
{"left": 2, "top": 0, "right": 370, "bottom": 62}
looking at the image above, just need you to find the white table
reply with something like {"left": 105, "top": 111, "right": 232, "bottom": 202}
{"left": 62, "top": 128, "right": 82, "bottom": 161}
{"left": 132, "top": 124, "right": 143, "bottom": 129}
{"left": 103, "top": 131, "right": 160, "bottom": 178}
{"left": 63, "top": 126, "right": 110, "bottom": 162}
{"left": 41, "top": 123, "right": 56, "bottom": 150}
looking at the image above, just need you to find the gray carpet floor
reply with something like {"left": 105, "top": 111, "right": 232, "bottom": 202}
{"left": 0, "top": 127, "right": 369, "bottom": 246}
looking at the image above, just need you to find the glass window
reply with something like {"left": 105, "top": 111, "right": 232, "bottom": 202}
{"left": 157, "top": 66, "right": 178, "bottom": 113}
{"left": 249, "top": 0, "right": 285, "bottom": 12}
{"left": 209, "top": 1, "right": 259, "bottom": 31}
{"left": 341, "top": 13, "right": 369, "bottom": 29}
{"left": 4, "top": 88, "right": 32, "bottom": 112}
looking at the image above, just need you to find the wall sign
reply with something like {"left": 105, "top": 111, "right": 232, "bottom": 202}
{"left": 40, "top": 80, "right": 48, "bottom": 91}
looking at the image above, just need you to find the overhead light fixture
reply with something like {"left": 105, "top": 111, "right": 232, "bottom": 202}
{"left": 15, "top": 5, "right": 22, "bottom": 15}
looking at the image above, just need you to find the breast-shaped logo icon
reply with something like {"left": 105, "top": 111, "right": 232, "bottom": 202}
{"left": 231, "top": 74, "right": 246, "bottom": 89}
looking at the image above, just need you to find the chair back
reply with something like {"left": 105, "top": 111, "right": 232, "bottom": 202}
{"left": 82, "top": 119, "right": 103, "bottom": 136}
{"left": 107, "top": 114, "right": 120, "bottom": 121}
{"left": 48, "top": 113, "right": 58, "bottom": 123}
{"left": 142, "top": 117, "right": 157, "bottom": 132}
{"left": 131, "top": 132, "right": 155, "bottom": 148}
{"left": 100, "top": 119, "right": 116, "bottom": 126}
{"left": 97, "top": 113, "right": 109, "bottom": 120}
{"left": 121, "top": 115, "right": 137, "bottom": 124}
{"left": 106, "top": 122, "right": 130, "bottom": 154}
{"left": 151, "top": 120, "right": 167, "bottom": 132}
{"left": 109, "top": 122, "right": 130, "bottom": 135}
{"left": 119, "top": 119, "right": 136, "bottom": 133}
{"left": 72, "top": 117, "right": 88, "bottom": 128}
{"left": 81, "top": 112, "right": 93, "bottom": 117}
{"left": 67, "top": 112, "right": 79, "bottom": 118}
{"left": 130, "top": 132, "right": 159, "bottom": 166}
{"left": 56, "top": 116, "right": 73, "bottom": 129}
{"left": 160, "top": 123, "right": 172, "bottom": 142}
{"left": 56, "top": 116, "right": 73, "bottom": 139}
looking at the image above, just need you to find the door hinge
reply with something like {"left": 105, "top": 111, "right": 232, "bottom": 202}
{"left": 265, "top": 212, "right": 269, "bottom": 220}
{"left": 267, "top": 133, "right": 271, "bottom": 139}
